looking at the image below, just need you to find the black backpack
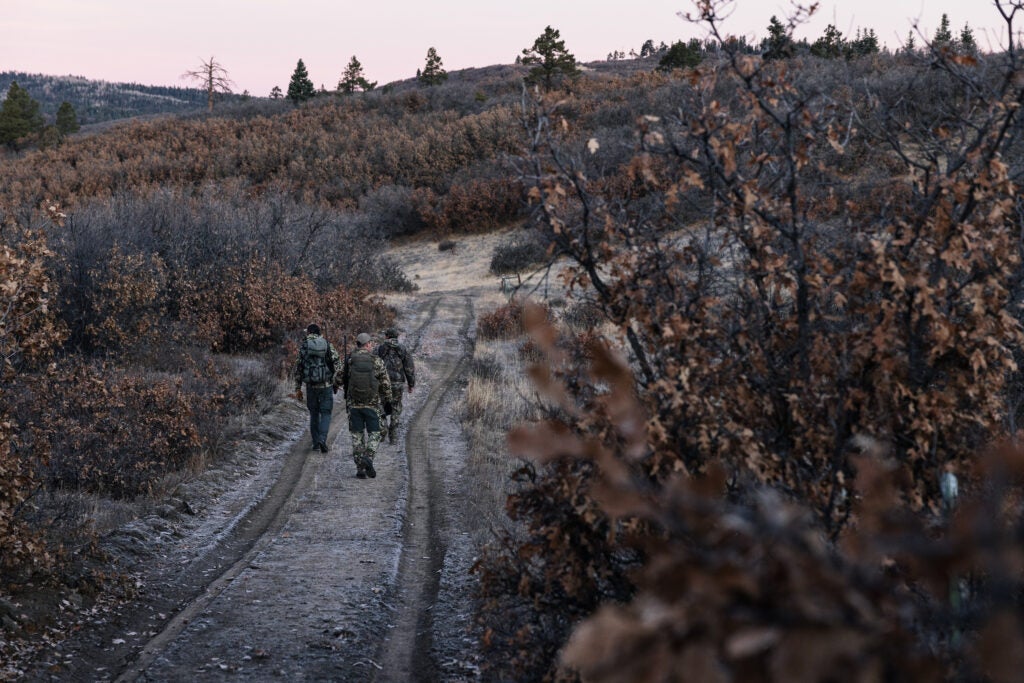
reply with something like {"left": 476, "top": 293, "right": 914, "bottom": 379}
{"left": 379, "top": 343, "right": 406, "bottom": 383}
{"left": 301, "top": 336, "right": 334, "bottom": 385}
{"left": 347, "top": 352, "right": 378, "bottom": 403}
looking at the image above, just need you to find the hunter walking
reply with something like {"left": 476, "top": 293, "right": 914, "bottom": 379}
{"left": 292, "top": 323, "right": 341, "bottom": 453}
{"left": 376, "top": 327, "right": 415, "bottom": 444}
{"left": 342, "top": 332, "right": 391, "bottom": 478}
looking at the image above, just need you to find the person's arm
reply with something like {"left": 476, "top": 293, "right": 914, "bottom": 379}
{"left": 375, "top": 357, "right": 392, "bottom": 404}
{"left": 293, "top": 341, "right": 306, "bottom": 393}
{"left": 329, "top": 345, "right": 341, "bottom": 392}
{"left": 340, "top": 356, "right": 351, "bottom": 399}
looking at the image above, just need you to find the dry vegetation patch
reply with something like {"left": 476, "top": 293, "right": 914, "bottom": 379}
{"left": 463, "top": 338, "right": 539, "bottom": 535}
{"left": 385, "top": 228, "right": 519, "bottom": 294}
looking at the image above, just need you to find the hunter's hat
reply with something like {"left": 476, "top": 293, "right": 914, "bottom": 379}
{"left": 385, "top": 327, "right": 399, "bottom": 339}
{"left": 356, "top": 332, "right": 372, "bottom": 345}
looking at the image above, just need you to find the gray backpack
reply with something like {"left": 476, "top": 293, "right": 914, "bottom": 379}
{"left": 301, "top": 336, "right": 333, "bottom": 385}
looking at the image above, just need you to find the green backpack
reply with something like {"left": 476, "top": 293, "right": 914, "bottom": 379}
{"left": 347, "top": 352, "right": 378, "bottom": 403}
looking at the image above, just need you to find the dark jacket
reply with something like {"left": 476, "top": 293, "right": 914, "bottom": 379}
{"left": 376, "top": 339, "right": 415, "bottom": 388}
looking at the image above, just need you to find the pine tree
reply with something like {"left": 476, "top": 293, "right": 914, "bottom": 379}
{"left": 847, "top": 28, "right": 880, "bottom": 58}
{"left": 934, "top": 13, "right": 953, "bottom": 48}
{"left": 764, "top": 15, "right": 792, "bottom": 60}
{"left": 0, "top": 82, "right": 44, "bottom": 149}
{"left": 287, "top": 59, "right": 315, "bottom": 104}
{"left": 270, "top": 85, "right": 283, "bottom": 99}
{"left": 658, "top": 40, "right": 703, "bottom": 71}
{"left": 419, "top": 47, "right": 448, "bottom": 86}
{"left": 903, "top": 31, "right": 917, "bottom": 54}
{"left": 337, "top": 55, "right": 376, "bottom": 94}
{"left": 55, "top": 101, "right": 80, "bottom": 136}
{"left": 960, "top": 23, "right": 978, "bottom": 54}
{"left": 811, "top": 24, "right": 845, "bottom": 59}
{"left": 640, "top": 39, "right": 656, "bottom": 58}
{"left": 520, "top": 26, "right": 580, "bottom": 91}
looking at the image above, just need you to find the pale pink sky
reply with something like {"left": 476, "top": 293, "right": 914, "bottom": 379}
{"left": 2, "top": 1, "right": 1015, "bottom": 96}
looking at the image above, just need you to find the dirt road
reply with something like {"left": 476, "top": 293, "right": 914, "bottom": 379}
{"left": 34, "top": 293, "right": 480, "bottom": 681}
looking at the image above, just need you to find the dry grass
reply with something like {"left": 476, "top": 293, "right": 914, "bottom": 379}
{"left": 386, "top": 229, "right": 519, "bottom": 295}
{"left": 382, "top": 230, "right": 574, "bottom": 539}
{"left": 463, "top": 339, "right": 539, "bottom": 538}
{"left": 383, "top": 226, "right": 571, "bottom": 302}
{"left": 37, "top": 490, "right": 145, "bottom": 538}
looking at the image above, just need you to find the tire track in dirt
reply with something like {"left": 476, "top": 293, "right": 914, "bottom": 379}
{"left": 374, "top": 293, "right": 474, "bottom": 682}
{"left": 34, "top": 291, "right": 469, "bottom": 681}
{"left": 112, "top": 295, "right": 451, "bottom": 681}
{"left": 32, "top": 404, "right": 342, "bottom": 680}
{"left": 109, "top": 411, "right": 350, "bottom": 681}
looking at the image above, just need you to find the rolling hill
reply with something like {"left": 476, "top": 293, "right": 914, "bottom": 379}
{"left": 0, "top": 70, "right": 231, "bottom": 124}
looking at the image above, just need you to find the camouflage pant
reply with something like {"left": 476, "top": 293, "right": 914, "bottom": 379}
{"left": 349, "top": 407, "right": 382, "bottom": 470}
{"left": 382, "top": 383, "right": 405, "bottom": 435}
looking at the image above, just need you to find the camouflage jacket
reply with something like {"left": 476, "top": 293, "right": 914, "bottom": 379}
{"left": 292, "top": 334, "right": 341, "bottom": 391}
{"left": 376, "top": 339, "right": 415, "bottom": 388}
{"left": 341, "top": 348, "right": 392, "bottom": 408}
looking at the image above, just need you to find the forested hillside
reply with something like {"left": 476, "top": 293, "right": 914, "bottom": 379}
{"left": 5, "top": 3, "right": 1024, "bottom": 680}
{"left": 0, "top": 71, "right": 214, "bottom": 124}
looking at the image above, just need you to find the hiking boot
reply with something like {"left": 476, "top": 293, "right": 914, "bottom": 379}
{"left": 365, "top": 460, "right": 376, "bottom": 478}
{"left": 356, "top": 469, "right": 366, "bottom": 479}
{"left": 319, "top": 441, "right": 329, "bottom": 453}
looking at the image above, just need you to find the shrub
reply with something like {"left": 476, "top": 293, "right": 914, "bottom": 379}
{"left": 358, "top": 184, "right": 425, "bottom": 238}
{"left": 477, "top": 303, "right": 524, "bottom": 340}
{"left": 417, "top": 176, "right": 526, "bottom": 235}
{"left": 499, "top": 335, "right": 1024, "bottom": 682}
{"left": 219, "top": 356, "right": 282, "bottom": 417}
{"left": 0, "top": 411, "right": 55, "bottom": 584}
{"left": 438, "top": 239, "right": 457, "bottom": 252}
{"left": 489, "top": 235, "right": 548, "bottom": 275}
{"left": 561, "top": 301, "right": 603, "bottom": 331}
{"left": 479, "top": 13, "right": 1024, "bottom": 678}
{"left": 363, "top": 255, "right": 419, "bottom": 292}
{"left": 172, "top": 257, "right": 395, "bottom": 353}
{"left": 31, "top": 363, "right": 220, "bottom": 498}
{"left": 468, "top": 355, "right": 504, "bottom": 382}
{"left": 83, "top": 246, "right": 169, "bottom": 356}
{"left": 1, "top": 219, "right": 67, "bottom": 584}
{"left": 475, "top": 458, "right": 638, "bottom": 682}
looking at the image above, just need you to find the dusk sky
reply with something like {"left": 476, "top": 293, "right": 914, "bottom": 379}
{"left": 3, "top": 1, "right": 1015, "bottom": 96}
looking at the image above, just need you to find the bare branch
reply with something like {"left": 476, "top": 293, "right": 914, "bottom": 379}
{"left": 182, "top": 55, "right": 234, "bottom": 112}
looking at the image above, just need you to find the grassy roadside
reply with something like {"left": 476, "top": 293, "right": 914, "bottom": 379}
{"left": 462, "top": 333, "right": 539, "bottom": 541}
{"left": 382, "top": 229, "right": 555, "bottom": 542}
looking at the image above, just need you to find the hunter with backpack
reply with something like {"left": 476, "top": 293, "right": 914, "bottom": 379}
{"left": 376, "top": 327, "right": 415, "bottom": 444}
{"left": 292, "top": 323, "right": 341, "bottom": 453}
{"left": 342, "top": 332, "right": 392, "bottom": 478}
